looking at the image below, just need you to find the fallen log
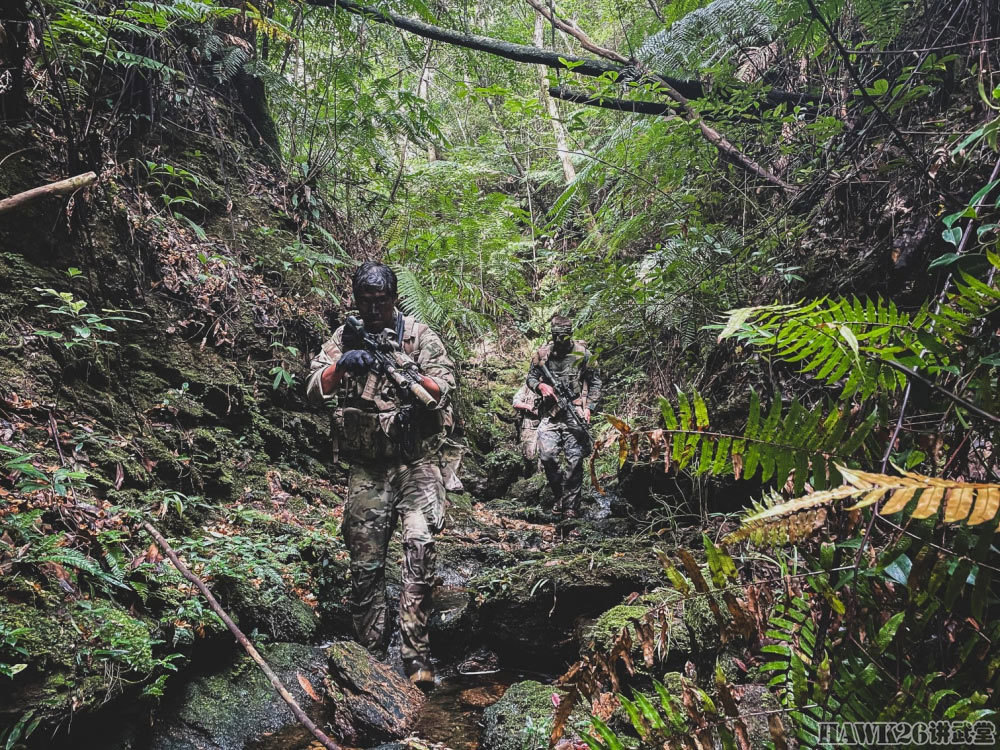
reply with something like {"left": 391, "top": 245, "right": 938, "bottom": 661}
{"left": 0, "top": 171, "right": 97, "bottom": 215}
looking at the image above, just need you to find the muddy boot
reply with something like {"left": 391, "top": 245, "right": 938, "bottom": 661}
{"left": 404, "top": 656, "right": 436, "bottom": 691}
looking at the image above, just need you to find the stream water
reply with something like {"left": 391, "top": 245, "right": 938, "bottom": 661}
{"left": 412, "top": 671, "right": 519, "bottom": 749}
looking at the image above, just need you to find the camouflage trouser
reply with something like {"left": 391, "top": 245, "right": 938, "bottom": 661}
{"left": 537, "top": 416, "right": 586, "bottom": 514}
{"left": 344, "top": 455, "right": 446, "bottom": 663}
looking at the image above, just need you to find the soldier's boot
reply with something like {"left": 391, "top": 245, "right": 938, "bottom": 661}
{"left": 541, "top": 462, "right": 564, "bottom": 515}
{"left": 404, "top": 655, "right": 435, "bottom": 689}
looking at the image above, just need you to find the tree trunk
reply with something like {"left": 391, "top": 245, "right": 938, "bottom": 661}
{"left": 534, "top": 13, "right": 575, "bottom": 184}
{"left": 416, "top": 44, "right": 438, "bottom": 162}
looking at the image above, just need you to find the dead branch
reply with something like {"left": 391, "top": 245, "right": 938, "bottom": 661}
{"left": 0, "top": 172, "right": 97, "bottom": 215}
{"left": 143, "top": 521, "right": 342, "bottom": 750}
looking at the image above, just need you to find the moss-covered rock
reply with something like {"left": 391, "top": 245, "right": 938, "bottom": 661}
{"left": 471, "top": 539, "right": 663, "bottom": 669}
{"left": 0, "top": 598, "right": 163, "bottom": 731}
{"left": 580, "top": 588, "right": 729, "bottom": 675}
{"left": 480, "top": 680, "right": 591, "bottom": 750}
{"left": 149, "top": 642, "right": 326, "bottom": 750}
{"left": 214, "top": 573, "right": 317, "bottom": 643}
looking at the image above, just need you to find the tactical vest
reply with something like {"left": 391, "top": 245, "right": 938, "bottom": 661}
{"left": 536, "top": 340, "right": 591, "bottom": 419}
{"left": 329, "top": 315, "right": 452, "bottom": 464}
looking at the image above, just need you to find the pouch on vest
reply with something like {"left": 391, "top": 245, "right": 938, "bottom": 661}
{"left": 335, "top": 407, "right": 395, "bottom": 461}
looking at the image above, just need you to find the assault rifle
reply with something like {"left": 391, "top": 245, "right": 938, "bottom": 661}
{"left": 345, "top": 315, "right": 438, "bottom": 408}
{"left": 538, "top": 362, "right": 594, "bottom": 454}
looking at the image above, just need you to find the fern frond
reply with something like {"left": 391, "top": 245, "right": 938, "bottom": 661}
{"left": 607, "top": 390, "right": 877, "bottom": 493}
{"left": 724, "top": 465, "right": 1000, "bottom": 546}
{"left": 637, "top": 0, "right": 778, "bottom": 78}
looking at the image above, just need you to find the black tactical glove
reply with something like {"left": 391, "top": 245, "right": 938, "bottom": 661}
{"left": 341, "top": 322, "right": 364, "bottom": 351}
{"left": 337, "top": 349, "right": 375, "bottom": 375}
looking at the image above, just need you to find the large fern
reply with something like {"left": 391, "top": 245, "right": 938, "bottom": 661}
{"left": 636, "top": 0, "right": 778, "bottom": 78}
{"left": 604, "top": 389, "right": 878, "bottom": 494}
{"left": 717, "top": 254, "right": 1000, "bottom": 403}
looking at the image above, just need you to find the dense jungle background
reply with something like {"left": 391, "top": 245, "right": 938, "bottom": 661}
{"left": 1, "top": 0, "right": 1000, "bottom": 748}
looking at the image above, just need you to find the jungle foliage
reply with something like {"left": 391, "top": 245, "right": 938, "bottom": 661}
{"left": 2, "top": 0, "right": 1000, "bottom": 747}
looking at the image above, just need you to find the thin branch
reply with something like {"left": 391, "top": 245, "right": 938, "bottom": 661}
{"left": 803, "top": 0, "right": 930, "bottom": 182}
{"left": 881, "top": 359, "right": 1000, "bottom": 426}
{"left": 306, "top": 0, "right": 824, "bottom": 107}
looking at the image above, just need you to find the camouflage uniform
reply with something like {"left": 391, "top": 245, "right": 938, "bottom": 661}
{"left": 526, "top": 340, "right": 601, "bottom": 515}
{"left": 307, "top": 312, "right": 455, "bottom": 665}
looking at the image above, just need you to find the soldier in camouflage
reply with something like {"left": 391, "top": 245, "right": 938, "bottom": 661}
{"left": 526, "top": 315, "right": 602, "bottom": 518}
{"left": 307, "top": 262, "right": 455, "bottom": 689}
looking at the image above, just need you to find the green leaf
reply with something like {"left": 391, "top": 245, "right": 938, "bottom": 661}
{"left": 703, "top": 533, "right": 737, "bottom": 587}
{"left": 929, "top": 252, "right": 961, "bottom": 269}
{"left": 589, "top": 716, "right": 624, "bottom": 750}
{"left": 876, "top": 611, "right": 905, "bottom": 651}
{"left": 941, "top": 227, "right": 963, "bottom": 247}
{"left": 632, "top": 690, "right": 666, "bottom": 731}
{"left": 558, "top": 57, "right": 586, "bottom": 71}
{"left": 693, "top": 391, "right": 709, "bottom": 429}
{"left": 980, "top": 353, "right": 1000, "bottom": 366}
{"left": 717, "top": 306, "right": 758, "bottom": 341}
{"left": 838, "top": 325, "right": 859, "bottom": 358}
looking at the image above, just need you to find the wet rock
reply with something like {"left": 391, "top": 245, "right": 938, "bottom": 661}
{"left": 480, "top": 680, "right": 590, "bottom": 750}
{"left": 472, "top": 541, "right": 663, "bottom": 669}
{"left": 505, "top": 474, "right": 553, "bottom": 508}
{"left": 325, "top": 641, "right": 424, "bottom": 744}
{"left": 428, "top": 586, "right": 475, "bottom": 658}
{"left": 149, "top": 642, "right": 327, "bottom": 750}
{"left": 459, "top": 683, "right": 506, "bottom": 708}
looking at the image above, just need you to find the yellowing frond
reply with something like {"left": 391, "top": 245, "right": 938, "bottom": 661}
{"left": 725, "top": 464, "right": 1000, "bottom": 547}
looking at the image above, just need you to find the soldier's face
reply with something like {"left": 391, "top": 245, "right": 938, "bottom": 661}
{"left": 552, "top": 331, "right": 572, "bottom": 353}
{"left": 356, "top": 289, "right": 397, "bottom": 331}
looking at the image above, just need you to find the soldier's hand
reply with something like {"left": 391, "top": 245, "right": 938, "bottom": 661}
{"left": 539, "top": 383, "right": 556, "bottom": 400}
{"left": 582, "top": 407, "right": 591, "bottom": 423}
{"left": 341, "top": 323, "right": 363, "bottom": 351}
{"left": 337, "top": 350, "right": 375, "bottom": 375}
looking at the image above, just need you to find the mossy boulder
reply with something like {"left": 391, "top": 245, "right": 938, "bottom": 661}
{"left": 0, "top": 599, "right": 161, "bottom": 731}
{"left": 325, "top": 641, "right": 424, "bottom": 744}
{"left": 480, "top": 447, "right": 524, "bottom": 500}
{"left": 214, "top": 573, "right": 317, "bottom": 643}
{"left": 581, "top": 589, "right": 729, "bottom": 672}
{"left": 480, "top": 680, "right": 591, "bottom": 750}
{"left": 472, "top": 540, "right": 663, "bottom": 669}
{"left": 149, "top": 642, "right": 326, "bottom": 750}
{"left": 506, "top": 473, "right": 553, "bottom": 507}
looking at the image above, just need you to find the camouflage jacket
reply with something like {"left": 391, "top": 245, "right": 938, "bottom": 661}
{"left": 306, "top": 311, "right": 456, "bottom": 463}
{"left": 526, "top": 340, "right": 602, "bottom": 419}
